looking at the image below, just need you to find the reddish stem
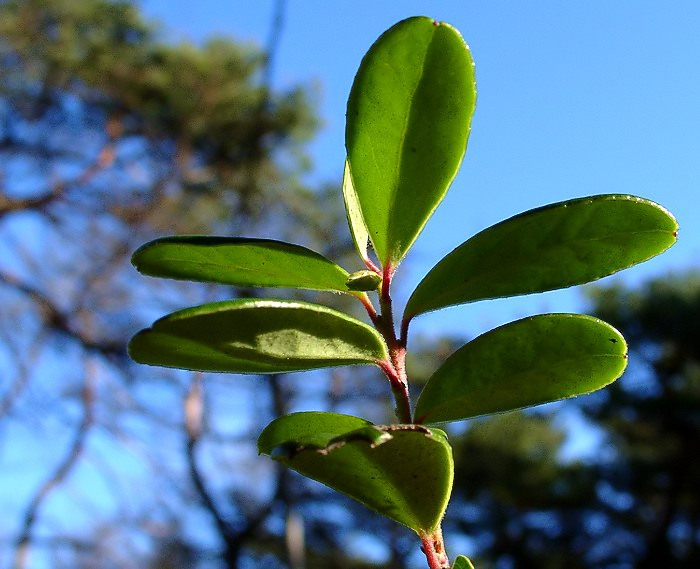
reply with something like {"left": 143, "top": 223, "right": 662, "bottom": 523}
{"left": 420, "top": 527, "right": 450, "bottom": 569}
{"left": 374, "top": 262, "right": 413, "bottom": 424}
{"left": 364, "top": 256, "right": 382, "bottom": 274}
{"left": 373, "top": 264, "right": 450, "bottom": 568}
{"left": 400, "top": 314, "right": 411, "bottom": 346}
{"left": 356, "top": 292, "right": 380, "bottom": 326}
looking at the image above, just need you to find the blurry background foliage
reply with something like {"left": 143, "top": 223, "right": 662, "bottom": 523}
{"left": 0, "top": 1, "right": 698, "bottom": 568}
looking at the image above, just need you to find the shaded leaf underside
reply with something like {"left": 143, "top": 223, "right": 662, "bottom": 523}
{"left": 415, "top": 313, "right": 628, "bottom": 424}
{"left": 258, "top": 412, "right": 454, "bottom": 534}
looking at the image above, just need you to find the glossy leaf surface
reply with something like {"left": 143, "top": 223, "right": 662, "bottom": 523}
{"left": 453, "top": 556, "right": 475, "bottom": 569}
{"left": 346, "top": 269, "right": 382, "bottom": 292}
{"left": 342, "top": 160, "right": 371, "bottom": 264}
{"left": 258, "top": 412, "right": 453, "bottom": 534}
{"left": 346, "top": 16, "right": 476, "bottom": 265}
{"left": 415, "top": 314, "right": 627, "bottom": 424}
{"left": 129, "top": 299, "right": 388, "bottom": 373}
{"left": 132, "top": 236, "right": 350, "bottom": 292}
{"left": 406, "top": 195, "right": 678, "bottom": 318}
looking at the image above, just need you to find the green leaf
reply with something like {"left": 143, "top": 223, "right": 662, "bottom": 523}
{"left": 258, "top": 412, "right": 454, "bottom": 534}
{"left": 346, "top": 269, "right": 382, "bottom": 292}
{"left": 453, "top": 556, "right": 476, "bottom": 569}
{"left": 346, "top": 16, "right": 476, "bottom": 266}
{"left": 405, "top": 195, "right": 678, "bottom": 319}
{"left": 342, "top": 160, "right": 371, "bottom": 265}
{"left": 132, "top": 236, "right": 350, "bottom": 293}
{"left": 129, "top": 299, "right": 388, "bottom": 373}
{"left": 414, "top": 314, "right": 627, "bottom": 424}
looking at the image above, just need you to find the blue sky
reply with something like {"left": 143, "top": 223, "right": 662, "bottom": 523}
{"left": 140, "top": 1, "right": 700, "bottom": 339}
{"left": 6, "top": 6, "right": 697, "bottom": 565}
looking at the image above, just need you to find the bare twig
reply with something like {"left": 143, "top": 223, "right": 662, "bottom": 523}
{"left": 184, "top": 375, "right": 279, "bottom": 567}
{"left": 262, "top": 0, "right": 287, "bottom": 94}
{"left": 0, "top": 138, "right": 115, "bottom": 219}
{"left": 13, "top": 360, "right": 96, "bottom": 569}
{"left": 286, "top": 508, "right": 306, "bottom": 569}
{"left": 0, "top": 188, "right": 64, "bottom": 218}
{"left": 0, "top": 270, "right": 124, "bottom": 358}
{"left": 0, "top": 331, "right": 46, "bottom": 420}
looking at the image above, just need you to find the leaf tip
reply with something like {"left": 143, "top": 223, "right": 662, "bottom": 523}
{"left": 126, "top": 328, "right": 151, "bottom": 362}
{"left": 130, "top": 247, "right": 145, "bottom": 271}
{"left": 452, "top": 555, "right": 476, "bottom": 569}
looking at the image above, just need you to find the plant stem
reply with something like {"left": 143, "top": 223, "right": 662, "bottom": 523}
{"left": 420, "top": 526, "right": 450, "bottom": 569}
{"left": 374, "top": 263, "right": 413, "bottom": 424}
{"left": 357, "top": 291, "right": 379, "bottom": 325}
{"left": 389, "top": 366, "right": 412, "bottom": 424}
{"left": 378, "top": 264, "right": 397, "bottom": 342}
{"left": 373, "top": 266, "right": 450, "bottom": 568}
{"left": 400, "top": 314, "right": 411, "bottom": 346}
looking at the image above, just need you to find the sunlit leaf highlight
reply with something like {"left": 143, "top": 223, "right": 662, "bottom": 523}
{"left": 452, "top": 556, "right": 476, "bottom": 569}
{"left": 346, "top": 16, "right": 476, "bottom": 265}
{"left": 405, "top": 195, "right": 678, "bottom": 319}
{"left": 129, "top": 299, "right": 389, "bottom": 374}
{"left": 132, "top": 236, "right": 351, "bottom": 293}
{"left": 342, "top": 160, "right": 371, "bottom": 265}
